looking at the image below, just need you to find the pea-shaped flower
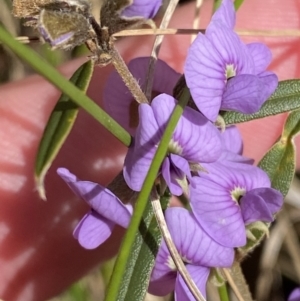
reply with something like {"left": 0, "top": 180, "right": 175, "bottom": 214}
{"left": 123, "top": 93, "right": 222, "bottom": 195}
{"left": 184, "top": 0, "right": 278, "bottom": 122}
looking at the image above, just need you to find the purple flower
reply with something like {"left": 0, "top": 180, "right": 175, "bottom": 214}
{"left": 149, "top": 207, "right": 234, "bottom": 299}
{"left": 184, "top": 0, "right": 278, "bottom": 122}
{"left": 289, "top": 288, "right": 300, "bottom": 301}
{"left": 121, "top": 0, "right": 162, "bottom": 19}
{"left": 123, "top": 93, "right": 222, "bottom": 195}
{"left": 104, "top": 57, "right": 181, "bottom": 135}
{"left": 57, "top": 168, "right": 132, "bottom": 249}
{"left": 190, "top": 161, "right": 283, "bottom": 248}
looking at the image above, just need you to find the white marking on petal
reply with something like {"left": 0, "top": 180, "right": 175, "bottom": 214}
{"left": 167, "top": 255, "right": 176, "bottom": 271}
{"left": 225, "top": 64, "right": 237, "bottom": 80}
{"left": 230, "top": 186, "right": 246, "bottom": 202}
{"left": 168, "top": 139, "right": 183, "bottom": 155}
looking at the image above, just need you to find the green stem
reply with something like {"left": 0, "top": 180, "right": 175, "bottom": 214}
{"left": 218, "top": 284, "right": 230, "bottom": 301}
{"left": 104, "top": 88, "right": 191, "bottom": 301}
{"left": 215, "top": 271, "right": 230, "bottom": 301}
{"left": 0, "top": 25, "right": 131, "bottom": 147}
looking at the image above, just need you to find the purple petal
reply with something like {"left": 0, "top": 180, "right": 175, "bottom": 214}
{"left": 166, "top": 208, "right": 234, "bottom": 266}
{"left": 246, "top": 43, "right": 272, "bottom": 74}
{"left": 57, "top": 168, "right": 132, "bottom": 227}
{"left": 170, "top": 154, "right": 192, "bottom": 184}
{"left": 73, "top": 211, "right": 114, "bottom": 249}
{"left": 289, "top": 288, "right": 300, "bottom": 301}
{"left": 121, "top": 0, "right": 162, "bottom": 19}
{"left": 123, "top": 103, "right": 159, "bottom": 191}
{"left": 149, "top": 241, "right": 176, "bottom": 296}
{"left": 211, "top": 0, "right": 236, "bottom": 29}
{"left": 221, "top": 126, "right": 243, "bottom": 154}
{"left": 179, "top": 107, "right": 222, "bottom": 162}
{"left": 258, "top": 71, "right": 278, "bottom": 100}
{"left": 206, "top": 22, "right": 254, "bottom": 74}
{"left": 38, "top": 25, "right": 74, "bottom": 47}
{"left": 152, "top": 94, "right": 223, "bottom": 162}
{"left": 240, "top": 192, "right": 273, "bottom": 224}
{"left": 191, "top": 163, "right": 271, "bottom": 247}
{"left": 222, "top": 74, "right": 267, "bottom": 114}
{"left": 240, "top": 187, "right": 283, "bottom": 224}
{"left": 184, "top": 32, "right": 226, "bottom": 121}
{"left": 175, "top": 264, "right": 209, "bottom": 301}
{"left": 218, "top": 151, "right": 254, "bottom": 165}
{"left": 190, "top": 177, "right": 246, "bottom": 248}
{"left": 103, "top": 57, "right": 180, "bottom": 135}
{"left": 161, "top": 156, "right": 184, "bottom": 196}
{"left": 151, "top": 94, "right": 176, "bottom": 133}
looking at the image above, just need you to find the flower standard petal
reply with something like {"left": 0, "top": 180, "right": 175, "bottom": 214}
{"left": 191, "top": 162, "right": 271, "bottom": 247}
{"left": 190, "top": 176, "right": 246, "bottom": 248}
{"left": 73, "top": 211, "right": 114, "bottom": 249}
{"left": 246, "top": 43, "right": 272, "bottom": 74}
{"left": 152, "top": 94, "right": 222, "bottom": 162}
{"left": 184, "top": 32, "right": 225, "bottom": 121}
{"left": 121, "top": 0, "right": 162, "bottom": 19}
{"left": 211, "top": 0, "right": 235, "bottom": 29}
{"left": 103, "top": 57, "right": 180, "bottom": 135}
{"left": 175, "top": 265, "right": 210, "bottom": 301}
{"left": 166, "top": 208, "right": 234, "bottom": 267}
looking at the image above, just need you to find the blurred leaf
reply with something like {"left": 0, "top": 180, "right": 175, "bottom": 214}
{"left": 223, "top": 80, "right": 300, "bottom": 125}
{"left": 234, "top": 0, "right": 245, "bottom": 10}
{"left": 101, "top": 257, "right": 116, "bottom": 287}
{"left": 214, "top": 0, "right": 244, "bottom": 12}
{"left": 35, "top": 60, "right": 94, "bottom": 199}
{"left": 116, "top": 193, "right": 170, "bottom": 301}
{"left": 258, "top": 109, "right": 300, "bottom": 197}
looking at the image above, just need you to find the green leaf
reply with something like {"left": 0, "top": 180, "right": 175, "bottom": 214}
{"left": 116, "top": 193, "right": 170, "bottom": 301}
{"left": 34, "top": 61, "right": 93, "bottom": 200}
{"left": 258, "top": 109, "right": 300, "bottom": 197}
{"left": 223, "top": 80, "right": 300, "bottom": 125}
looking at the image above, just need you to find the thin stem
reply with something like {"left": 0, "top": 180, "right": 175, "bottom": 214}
{"left": 104, "top": 87, "right": 191, "bottom": 301}
{"left": 0, "top": 24, "right": 131, "bottom": 147}
{"left": 222, "top": 264, "right": 254, "bottom": 301}
{"left": 215, "top": 272, "right": 230, "bottom": 301}
{"left": 110, "top": 46, "right": 148, "bottom": 104}
{"left": 151, "top": 198, "right": 205, "bottom": 301}
{"left": 144, "top": 0, "right": 180, "bottom": 100}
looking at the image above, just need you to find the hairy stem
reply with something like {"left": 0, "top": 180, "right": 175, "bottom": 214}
{"left": 110, "top": 46, "right": 148, "bottom": 104}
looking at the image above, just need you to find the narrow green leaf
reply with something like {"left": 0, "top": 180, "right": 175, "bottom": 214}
{"left": 223, "top": 80, "right": 300, "bottom": 125}
{"left": 258, "top": 109, "right": 300, "bottom": 197}
{"left": 119, "top": 194, "right": 170, "bottom": 301}
{"left": 35, "top": 61, "right": 93, "bottom": 200}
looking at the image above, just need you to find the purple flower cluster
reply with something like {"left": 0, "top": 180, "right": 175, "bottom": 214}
{"left": 58, "top": 0, "right": 283, "bottom": 299}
